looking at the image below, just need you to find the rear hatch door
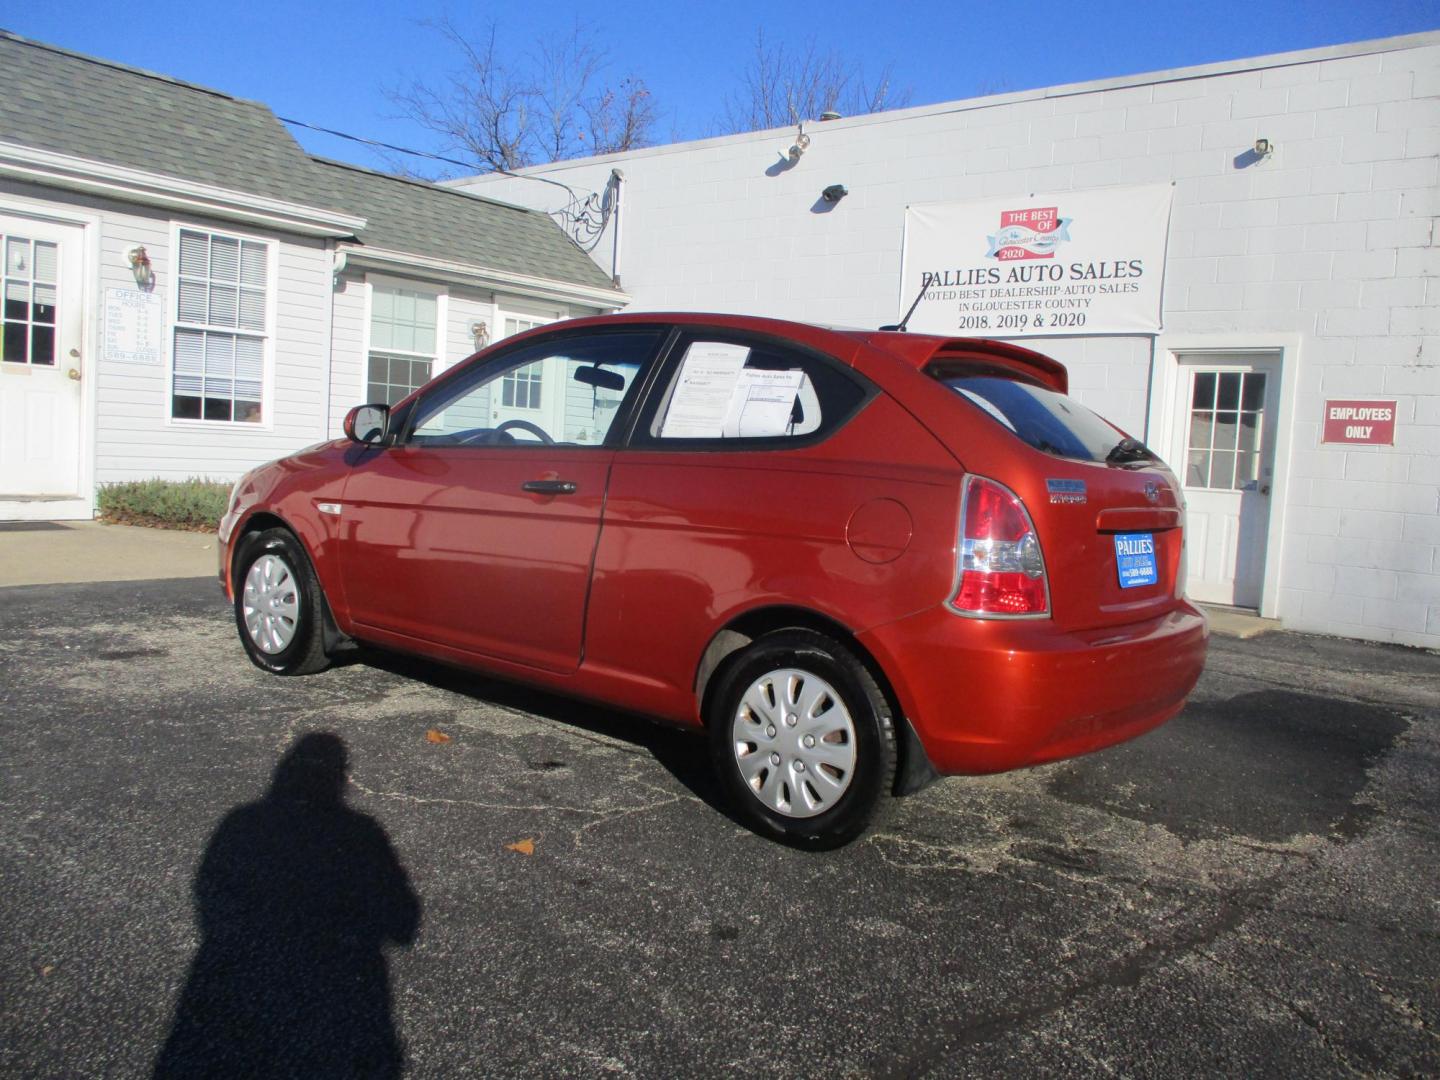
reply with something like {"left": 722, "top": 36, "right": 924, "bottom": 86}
{"left": 928, "top": 364, "right": 1186, "bottom": 633}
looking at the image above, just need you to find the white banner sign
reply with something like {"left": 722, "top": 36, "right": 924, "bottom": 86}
{"left": 899, "top": 185, "right": 1174, "bottom": 338}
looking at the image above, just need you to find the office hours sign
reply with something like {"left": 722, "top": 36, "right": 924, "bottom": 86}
{"left": 899, "top": 185, "right": 1174, "bottom": 337}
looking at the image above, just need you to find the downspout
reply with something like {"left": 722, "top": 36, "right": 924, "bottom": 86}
{"left": 323, "top": 245, "right": 345, "bottom": 439}
{"left": 609, "top": 168, "right": 624, "bottom": 292}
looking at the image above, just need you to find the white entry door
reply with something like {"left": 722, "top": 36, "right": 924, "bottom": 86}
{"left": 1, "top": 215, "right": 85, "bottom": 502}
{"left": 1173, "top": 353, "right": 1280, "bottom": 608}
{"left": 490, "top": 313, "right": 566, "bottom": 438}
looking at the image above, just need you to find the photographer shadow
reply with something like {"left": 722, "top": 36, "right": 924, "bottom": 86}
{"left": 155, "top": 732, "right": 420, "bottom": 1079}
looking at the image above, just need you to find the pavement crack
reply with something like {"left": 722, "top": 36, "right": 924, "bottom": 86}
{"left": 347, "top": 775, "right": 611, "bottom": 817}
{"left": 884, "top": 881, "right": 1286, "bottom": 1079}
{"left": 1198, "top": 947, "right": 1377, "bottom": 1078}
{"left": 571, "top": 790, "right": 691, "bottom": 846}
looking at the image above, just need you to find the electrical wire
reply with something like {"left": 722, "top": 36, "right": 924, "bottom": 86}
{"left": 276, "top": 115, "right": 586, "bottom": 198}
{"left": 277, "top": 114, "right": 616, "bottom": 252}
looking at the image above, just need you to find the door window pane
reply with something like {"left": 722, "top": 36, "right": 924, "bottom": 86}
{"left": 2, "top": 235, "right": 60, "bottom": 366}
{"left": 1191, "top": 372, "right": 1216, "bottom": 409}
{"left": 1216, "top": 371, "right": 1242, "bottom": 411}
{"left": 1241, "top": 372, "right": 1267, "bottom": 411}
{"left": 1186, "top": 449, "right": 1209, "bottom": 487}
{"left": 501, "top": 362, "right": 543, "bottom": 409}
{"left": 1213, "top": 412, "right": 1239, "bottom": 451}
{"left": 1184, "top": 368, "right": 1270, "bottom": 491}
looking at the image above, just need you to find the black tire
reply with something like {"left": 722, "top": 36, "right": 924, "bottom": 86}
{"left": 232, "top": 527, "right": 331, "bottom": 676}
{"left": 707, "top": 629, "right": 896, "bottom": 849}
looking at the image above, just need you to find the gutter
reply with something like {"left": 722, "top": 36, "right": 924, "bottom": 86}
{"left": 0, "top": 142, "right": 366, "bottom": 238}
{"left": 334, "top": 245, "right": 630, "bottom": 310}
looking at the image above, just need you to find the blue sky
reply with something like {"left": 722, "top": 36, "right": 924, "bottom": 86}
{"left": 7, "top": 0, "right": 1438, "bottom": 175}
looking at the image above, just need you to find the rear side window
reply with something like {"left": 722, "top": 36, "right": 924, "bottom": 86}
{"left": 637, "top": 336, "right": 869, "bottom": 448}
{"left": 933, "top": 372, "right": 1128, "bottom": 462}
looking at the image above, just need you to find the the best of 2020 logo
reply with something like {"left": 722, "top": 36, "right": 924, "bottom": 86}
{"left": 986, "top": 206, "right": 1073, "bottom": 261}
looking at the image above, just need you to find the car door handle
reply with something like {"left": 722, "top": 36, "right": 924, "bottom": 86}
{"left": 521, "top": 479, "right": 577, "bottom": 495}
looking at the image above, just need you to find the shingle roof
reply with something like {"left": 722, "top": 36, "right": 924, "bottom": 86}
{"left": 309, "top": 158, "right": 617, "bottom": 292}
{"left": 0, "top": 30, "right": 618, "bottom": 294}
{"left": 0, "top": 30, "right": 341, "bottom": 212}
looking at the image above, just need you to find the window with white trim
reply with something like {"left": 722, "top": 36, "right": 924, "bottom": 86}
{"left": 173, "top": 228, "right": 268, "bottom": 423}
{"left": 367, "top": 285, "right": 438, "bottom": 405}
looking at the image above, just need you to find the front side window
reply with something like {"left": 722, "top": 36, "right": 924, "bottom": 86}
{"left": 643, "top": 337, "right": 869, "bottom": 447}
{"left": 367, "top": 285, "right": 438, "bottom": 406}
{"left": 173, "top": 228, "right": 268, "bottom": 423}
{"left": 409, "top": 330, "right": 663, "bottom": 448}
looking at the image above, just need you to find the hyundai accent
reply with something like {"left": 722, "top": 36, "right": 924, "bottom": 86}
{"left": 220, "top": 314, "right": 1208, "bottom": 848}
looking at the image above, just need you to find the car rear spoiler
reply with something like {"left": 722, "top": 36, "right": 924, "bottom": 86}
{"left": 850, "top": 332, "right": 1069, "bottom": 394}
{"left": 922, "top": 340, "right": 1069, "bottom": 394}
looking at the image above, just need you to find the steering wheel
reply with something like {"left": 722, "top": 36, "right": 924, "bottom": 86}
{"left": 495, "top": 419, "right": 555, "bottom": 444}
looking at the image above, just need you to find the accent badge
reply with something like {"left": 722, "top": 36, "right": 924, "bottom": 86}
{"left": 1046, "top": 478, "right": 1087, "bottom": 505}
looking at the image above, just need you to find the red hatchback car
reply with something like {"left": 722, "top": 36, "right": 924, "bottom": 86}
{"left": 220, "top": 313, "right": 1207, "bottom": 847}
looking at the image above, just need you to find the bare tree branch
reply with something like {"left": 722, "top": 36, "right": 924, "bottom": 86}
{"left": 720, "top": 31, "right": 913, "bottom": 134}
{"left": 385, "top": 17, "right": 657, "bottom": 174}
{"left": 584, "top": 77, "right": 658, "bottom": 156}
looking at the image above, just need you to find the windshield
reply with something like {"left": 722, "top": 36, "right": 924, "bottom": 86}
{"left": 934, "top": 374, "right": 1132, "bottom": 463}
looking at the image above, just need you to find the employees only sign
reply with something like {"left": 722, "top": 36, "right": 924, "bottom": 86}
{"left": 899, "top": 185, "right": 1174, "bottom": 338}
{"left": 1322, "top": 400, "right": 1396, "bottom": 445}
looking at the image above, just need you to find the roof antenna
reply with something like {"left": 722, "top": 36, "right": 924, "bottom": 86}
{"left": 880, "top": 281, "right": 928, "bottom": 332}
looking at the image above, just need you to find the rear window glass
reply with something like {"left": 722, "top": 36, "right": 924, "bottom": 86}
{"left": 933, "top": 373, "right": 1126, "bottom": 462}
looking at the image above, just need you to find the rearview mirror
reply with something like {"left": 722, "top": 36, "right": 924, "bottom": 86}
{"left": 344, "top": 403, "right": 390, "bottom": 445}
{"left": 574, "top": 365, "right": 626, "bottom": 392}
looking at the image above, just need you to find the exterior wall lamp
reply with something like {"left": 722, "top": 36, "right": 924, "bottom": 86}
{"left": 1254, "top": 138, "right": 1274, "bottom": 157}
{"left": 821, "top": 184, "right": 849, "bottom": 203}
{"left": 127, "top": 245, "right": 154, "bottom": 290}
{"left": 471, "top": 321, "right": 489, "bottom": 349}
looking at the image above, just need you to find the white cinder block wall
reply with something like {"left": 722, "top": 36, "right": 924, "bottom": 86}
{"left": 457, "top": 34, "right": 1440, "bottom": 649}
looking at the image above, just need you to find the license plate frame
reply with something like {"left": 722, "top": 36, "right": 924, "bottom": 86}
{"left": 1114, "top": 532, "right": 1158, "bottom": 589}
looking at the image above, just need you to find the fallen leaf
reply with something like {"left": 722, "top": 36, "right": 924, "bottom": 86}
{"left": 39, "top": 965, "right": 53, "bottom": 977}
{"left": 506, "top": 838, "right": 536, "bottom": 856}
{"left": 425, "top": 729, "right": 451, "bottom": 744}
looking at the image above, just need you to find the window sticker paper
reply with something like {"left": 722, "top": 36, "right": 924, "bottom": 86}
{"left": 659, "top": 342, "right": 750, "bottom": 438}
{"left": 722, "top": 368, "right": 806, "bottom": 438}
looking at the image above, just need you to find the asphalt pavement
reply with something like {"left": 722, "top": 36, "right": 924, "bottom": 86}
{"left": 0, "top": 574, "right": 1436, "bottom": 1078}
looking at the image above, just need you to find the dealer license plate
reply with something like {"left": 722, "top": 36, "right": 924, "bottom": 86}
{"left": 1114, "top": 532, "right": 1158, "bottom": 589}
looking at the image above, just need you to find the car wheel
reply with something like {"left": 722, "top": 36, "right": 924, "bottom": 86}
{"left": 233, "top": 528, "right": 330, "bottom": 676}
{"left": 707, "top": 629, "right": 896, "bottom": 849}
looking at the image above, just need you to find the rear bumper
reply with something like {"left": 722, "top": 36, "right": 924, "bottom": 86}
{"left": 859, "top": 603, "right": 1208, "bottom": 775}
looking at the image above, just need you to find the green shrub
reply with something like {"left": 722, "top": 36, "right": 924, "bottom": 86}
{"left": 97, "top": 478, "right": 231, "bottom": 532}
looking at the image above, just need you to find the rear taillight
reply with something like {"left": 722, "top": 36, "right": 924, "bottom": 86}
{"left": 949, "top": 475, "right": 1049, "bottom": 618}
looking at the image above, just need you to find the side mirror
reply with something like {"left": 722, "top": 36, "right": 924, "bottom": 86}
{"left": 344, "top": 403, "right": 390, "bottom": 445}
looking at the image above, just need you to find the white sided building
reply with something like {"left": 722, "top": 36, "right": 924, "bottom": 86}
{"left": 0, "top": 32, "right": 626, "bottom": 523}
{"left": 456, "top": 33, "right": 1440, "bottom": 649}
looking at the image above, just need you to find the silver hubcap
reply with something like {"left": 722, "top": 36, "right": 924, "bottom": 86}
{"left": 242, "top": 553, "right": 301, "bottom": 655}
{"left": 731, "top": 667, "right": 857, "bottom": 819}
